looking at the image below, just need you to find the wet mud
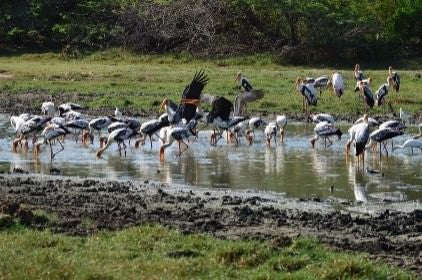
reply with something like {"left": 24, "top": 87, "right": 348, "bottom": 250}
{"left": 0, "top": 174, "right": 420, "bottom": 272}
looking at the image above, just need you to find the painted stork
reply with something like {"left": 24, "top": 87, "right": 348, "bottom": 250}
{"left": 346, "top": 115, "right": 370, "bottom": 167}
{"left": 310, "top": 121, "right": 342, "bottom": 148}
{"left": 108, "top": 122, "right": 128, "bottom": 133}
{"left": 295, "top": 77, "right": 317, "bottom": 113}
{"left": 354, "top": 116, "right": 379, "bottom": 127}
{"left": 264, "top": 122, "right": 277, "bottom": 147}
{"left": 62, "top": 110, "right": 83, "bottom": 121}
{"left": 159, "top": 99, "right": 178, "bottom": 123}
{"left": 41, "top": 101, "right": 55, "bottom": 116}
{"left": 66, "top": 119, "right": 89, "bottom": 144}
{"left": 58, "top": 103, "right": 84, "bottom": 117}
{"left": 357, "top": 81, "right": 375, "bottom": 109}
{"left": 135, "top": 117, "right": 170, "bottom": 149}
{"left": 393, "top": 139, "right": 422, "bottom": 154}
{"left": 313, "top": 76, "right": 329, "bottom": 96}
{"left": 309, "top": 113, "right": 335, "bottom": 124}
{"left": 329, "top": 72, "right": 344, "bottom": 98}
{"left": 159, "top": 119, "right": 198, "bottom": 160}
{"left": 125, "top": 118, "right": 142, "bottom": 131}
{"left": 206, "top": 96, "right": 246, "bottom": 146}
{"left": 233, "top": 89, "right": 264, "bottom": 116}
{"left": 276, "top": 115, "right": 288, "bottom": 143}
{"left": 388, "top": 66, "right": 400, "bottom": 92}
{"left": 171, "top": 70, "right": 208, "bottom": 125}
{"left": 12, "top": 116, "right": 51, "bottom": 152}
{"left": 413, "top": 124, "right": 422, "bottom": 139}
{"left": 366, "top": 127, "right": 404, "bottom": 158}
{"left": 96, "top": 128, "right": 135, "bottom": 158}
{"left": 245, "top": 117, "right": 267, "bottom": 144}
{"left": 88, "top": 116, "right": 118, "bottom": 144}
{"left": 354, "top": 64, "right": 365, "bottom": 81}
{"left": 375, "top": 83, "right": 389, "bottom": 113}
{"left": 354, "top": 78, "right": 372, "bottom": 92}
{"left": 235, "top": 72, "right": 253, "bottom": 92}
{"left": 34, "top": 124, "right": 70, "bottom": 161}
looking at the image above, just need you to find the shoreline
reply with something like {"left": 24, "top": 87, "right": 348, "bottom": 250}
{"left": 0, "top": 174, "right": 420, "bottom": 272}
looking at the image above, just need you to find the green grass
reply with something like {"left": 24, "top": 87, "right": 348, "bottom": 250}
{"left": 0, "top": 48, "right": 421, "bottom": 116}
{"left": 0, "top": 222, "right": 417, "bottom": 280}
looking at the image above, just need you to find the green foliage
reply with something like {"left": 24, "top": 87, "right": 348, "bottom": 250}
{"left": 0, "top": 0, "right": 421, "bottom": 61}
{"left": 0, "top": 225, "right": 417, "bottom": 279}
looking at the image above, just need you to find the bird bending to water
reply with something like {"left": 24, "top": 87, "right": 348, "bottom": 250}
{"left": 160, "top": 119, "right": 197, "bottom": 160}
{"left": 34, "top": 124, "right": 70, "bottom": 161}
{"left": 276, "top": 115, "right": 287, "bottom": 143}
{"left": 393, "top": 139, "right": 422, "bottom": 154}
{"left": 310, "top": 121, "right": 342, "bottom": 148}
{"left": 96, "top": 128, "right": 135, "bottom": 157}
{"left": 264, "top": 122, "right": 277, "bottom": 147}
{"left": 366, "top": 127, "right": 404, "bottom": 158}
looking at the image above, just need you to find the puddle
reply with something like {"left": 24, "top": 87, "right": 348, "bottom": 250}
{"left": 1, "top": 115, "right": 421, "bottom": 202}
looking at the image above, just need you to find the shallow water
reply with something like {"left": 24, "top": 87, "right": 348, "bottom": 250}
{"left": 1, "top": 115, "right": 421, "bottom": 203}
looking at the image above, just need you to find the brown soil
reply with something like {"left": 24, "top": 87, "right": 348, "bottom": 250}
{"left": 0, "top": 174, "right": 420, "bottom": 273}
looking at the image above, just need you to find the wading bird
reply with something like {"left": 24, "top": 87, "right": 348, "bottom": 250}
{"left": 393, "top": 139, "right": 422, "bottom": 154}
{"left": 354, "top": 64, "right": 365, "bottom": 82}
{"left": 88, "top": 116, "right": 117, "bottom": 144}
{"left": 310, "top": 121, "right": 342, "bottom": 148}
{"left": 34, "top": 124, "right": 70, "bottom": 161}
{"left": 309, "top": 113, "right": 335, "bottom": 124}
{"left": 346, "top": 115, "right": 370, "bottom": 167}
{"left": 233, "top": 89, "right": 264, "bottom": 116}
{"left": 366, "top": 127, "right": 404, "bottom": 158}
{"left": 65, "top": 119, "right": 89, "bottom": 143}
{"left": 58, "top": 103, "right": 84, "bottom": 117}
{"left": 41, "top": 101, "right": 55, "bottom": 116}
{"left": 264, "top": 122, "right": 277, "bottom": 147}
{"left": 375, "top": 83, "right": 389, "bottom": 114}
{"left": 160, "top": 119, "right": 197, "bottom": 160}
{"left": 313, "top": 76, "right": 329, "bottom": 96}
{"left": 96, "top": 128, "right": 135, "bottom": 157}
{"left": 206, "top": 96, "right": 246, "bottom": 146}
{"left": 135, "top": 117, "right": 169, "bottom": 150}
{"left": 276, "top": 115, "right": 288, "bottom": 143}
{"left": 246, "top": 117, "right": 267, "bottom": 144}
{"left": 399, "top": 108, "right": 411, "bottom": 125}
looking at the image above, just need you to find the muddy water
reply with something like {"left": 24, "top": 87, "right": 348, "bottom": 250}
{"left": 1, "top": 115, "right": 421, "bottom": 202}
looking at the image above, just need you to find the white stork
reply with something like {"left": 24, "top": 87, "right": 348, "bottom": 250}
{"left": 388, "top": 66, "right": 400, "bottom": 92}
{"left": 159, "top": 119, "right": 197, "bottom": 160}
{"left": 310, "top": 121, "right": 342, "bottom": 148}
{"left": 276, "top": 115, "right": 288, "bottom": 143}
{"left": 96, "top": 128, "right": 135, "bottom": 158}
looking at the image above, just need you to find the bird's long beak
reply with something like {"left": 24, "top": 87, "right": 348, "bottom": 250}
{"left": 159, "top": 99, "right": 167, "bottom": 113}
{"left": 159, "top": 146, "right": 165, "bottom": 161}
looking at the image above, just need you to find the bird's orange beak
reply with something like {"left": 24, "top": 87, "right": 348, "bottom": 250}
{"left": 159, "top": 99, "right": 167, "bottom": 113}
{"left": 159, "top": 146, "right": 165, "bottom": 161}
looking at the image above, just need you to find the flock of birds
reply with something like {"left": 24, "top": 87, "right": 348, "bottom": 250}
{"left": 8, "top": 66, "right": 422, "bottom": 168}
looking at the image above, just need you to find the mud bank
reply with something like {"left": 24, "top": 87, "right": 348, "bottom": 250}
{"left": 0, "top": 174, "right": 420, "bottom": 272}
